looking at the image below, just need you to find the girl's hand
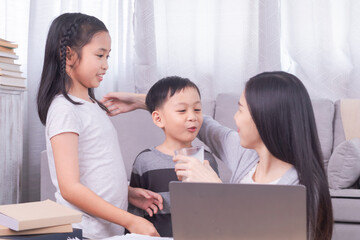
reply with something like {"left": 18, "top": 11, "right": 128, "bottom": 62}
{"left": 127, "top": 216, "right": 160, "bottom": 237}
{"left": 100, "top": 92, "right": 146, "bottom": 116}
{"left": 173, "top": 155, "right": 222, "bottom": 183}
{"left": 128, "top": 187, "right": 163, "bottom": 217}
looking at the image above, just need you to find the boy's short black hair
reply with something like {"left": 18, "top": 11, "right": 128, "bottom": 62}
{"left": 145, "top": 76, "right": 201, "bottom": 113}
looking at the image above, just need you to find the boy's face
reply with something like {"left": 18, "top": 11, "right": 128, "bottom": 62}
{"left": 155, "top": 87, "right": 203, "bottom": 146}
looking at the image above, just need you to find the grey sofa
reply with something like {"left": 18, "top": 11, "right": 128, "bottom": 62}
{"left": 40, "top": 93, "right": 360, "bottom": 239}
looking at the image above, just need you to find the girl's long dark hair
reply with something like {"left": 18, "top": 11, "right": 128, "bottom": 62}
{"left": 245, "top": 71, "right": 333, "bottom": 240}
{"left": 37, "top": 13, "right": 109, "bottom": 125}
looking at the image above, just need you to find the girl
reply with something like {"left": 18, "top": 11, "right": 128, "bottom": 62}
{"left": 102, "top": 71, "right": 333, "bottom": 240}
{"left": 37, "top": 13, "right": 162, "bottom": 239}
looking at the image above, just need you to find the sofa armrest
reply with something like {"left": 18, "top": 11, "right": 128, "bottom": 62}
{"left": 330, "top": 189, "right": 360, "bottom": 199}
{"left": 331, "top": 189, "right": 360, "bottom": 223}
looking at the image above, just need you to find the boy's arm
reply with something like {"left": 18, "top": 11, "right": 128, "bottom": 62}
{"left": 51, "top": 132, "right": 159, "bottom": 237}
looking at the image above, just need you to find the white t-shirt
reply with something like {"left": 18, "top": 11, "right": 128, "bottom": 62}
{"left": 45, "top": 94, "right": 128, "bottom": 239}
{"left": 240, "top": 163, "right": 280, "bottom": 184}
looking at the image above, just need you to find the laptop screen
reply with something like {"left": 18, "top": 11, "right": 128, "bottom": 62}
{"left": 170, "top": 182, "right": 306, "bottom": 240}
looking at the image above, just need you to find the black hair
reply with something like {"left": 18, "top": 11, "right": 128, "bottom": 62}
{"left": 145, "top": 76, "right": 201, "bottom": 113}
{"left": 245, "top": 71, "right": 333, "bottom": 240}
{"left": 37, "top": 12, "right": 109, "bottom": 125}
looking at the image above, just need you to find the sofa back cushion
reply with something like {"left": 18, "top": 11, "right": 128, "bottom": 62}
{"left": 214, "top": 93, "right": 334, "bottom": 169}
{"left": 327, "top": 138, "right": 360, "bottom": 189}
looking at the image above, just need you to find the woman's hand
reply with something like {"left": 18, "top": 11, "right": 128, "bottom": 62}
{"left": 128, "top": 186, "right": 163, "bottom": 217}
{"left": 100, "top": 92, "right": 146, "bottom": 116}
{"left": 173, "top": 155, "right": 222, "bottom": 183}
{"left": 127, "top": 215, "right": 160, "bottom": 237}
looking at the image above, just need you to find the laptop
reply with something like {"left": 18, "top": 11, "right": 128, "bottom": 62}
{"left": 169, "top": 182, "right": 307, "bottom": 240}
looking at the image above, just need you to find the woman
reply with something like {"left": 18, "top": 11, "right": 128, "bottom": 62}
{"left": 102, "top": 71, "right": 333, "bottom": 240}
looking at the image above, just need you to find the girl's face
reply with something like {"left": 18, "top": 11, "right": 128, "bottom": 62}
{"left": 233, "top": 91, "right": 262, "bottom": 149}
{"left": 67, "top": 31, "right": 111, "bottom": 91}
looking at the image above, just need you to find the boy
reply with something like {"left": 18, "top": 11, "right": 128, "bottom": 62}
{"left": 128, "top": 76, "right": 219, "bottom": 237}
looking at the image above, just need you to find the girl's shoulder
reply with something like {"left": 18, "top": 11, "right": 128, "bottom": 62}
{"left": 50, "top": 94, "right": 78, "bottom": 109}
{"left": 48, "top": 94, "right": 80, "bottom": 118}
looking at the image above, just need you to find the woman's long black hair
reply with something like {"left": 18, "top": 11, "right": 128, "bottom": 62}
{"left": 37, "top": 13, "right": 109, "bottom": 125}
{"left": 245, "top": 71, "right": 333, "bottom": 240}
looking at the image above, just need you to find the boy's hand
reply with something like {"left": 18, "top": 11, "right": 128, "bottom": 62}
{"left": 128, "top": 186, "right": 163, "bottom": 217}
{"left": 100, "top": 92, "right": 146, "bottom": 116}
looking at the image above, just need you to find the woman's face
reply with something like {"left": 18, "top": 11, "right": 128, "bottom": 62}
{"left": 233, "top": 91, "right": 262, "bottom": 149}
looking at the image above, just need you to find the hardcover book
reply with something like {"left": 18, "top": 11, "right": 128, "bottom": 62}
{"left": 0, "top": 224, "right": 72, "bottom": 236}
{"left": 0, "top": 39, "right": 18, "bottom": 49}
{"left": 0, "top": 75, "right": 26, "bottom": 88}
{"left": 0, "top": 62, "right": 20, "bottom": 72}
{"left": 0, "top": 228, "right": 82, "bottom": 240}
{"left": 0, "top": 57, "right": 14, "bottom": 64}
{"left": 0, "top": 200, "right": 82, "bottom": 231}
{"left": 0, "top": 69, "right": 22, "bottom": 78}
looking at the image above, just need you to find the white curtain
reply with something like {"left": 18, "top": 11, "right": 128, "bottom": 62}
{"left": 133, "top": 0, "right": 360, "bottom": 100}
{"left": 1, "top": 0, "right": 359, "bottom": 202}
{"left": 137, "top": 0, "right": 263, "bottom": 100}
{"left": 281, "top": 0, "right": 360, "bottom": 100}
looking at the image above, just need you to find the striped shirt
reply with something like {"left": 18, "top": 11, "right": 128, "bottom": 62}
{"left": 128, "top": 147, "right": 218, "bottom": 237}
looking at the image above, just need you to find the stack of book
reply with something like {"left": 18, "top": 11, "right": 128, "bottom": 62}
{"left": 0, "top": 200, "right": 82, "bottom": 240}
{"left": 0, "top": 38, "right": 26, "bottom": 88}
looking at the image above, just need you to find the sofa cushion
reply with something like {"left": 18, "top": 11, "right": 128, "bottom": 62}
{"left": 311, "top": 99, "right": 334, "bottom": 167}
{"left": 328, "top": 138, "right": 360, "bottom": 189}
{"left": 333, "top": 100, "right": 347, "bottom": 149}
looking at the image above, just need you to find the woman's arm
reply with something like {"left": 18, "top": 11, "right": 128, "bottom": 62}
{"left": 101, "top": 92, "right": 146, "bottom": 116}
{"left": 198, "top": 116, "right": 242, "bottom": 168}
{"left": 51, "top": 132, "right": 159, "bottom": 236}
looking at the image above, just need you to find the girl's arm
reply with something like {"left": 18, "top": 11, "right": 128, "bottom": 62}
{"left": 51, "top": 132, "right": 159, "bottom": 237}
{"left": 128, "top": 186, "right": 163, "bottom": 217}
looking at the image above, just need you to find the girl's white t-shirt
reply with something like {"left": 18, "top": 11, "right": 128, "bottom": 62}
{"left": 45, "top": 94, "right": 128, "bottom": 239}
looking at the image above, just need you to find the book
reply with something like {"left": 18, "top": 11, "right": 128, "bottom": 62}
{"left": 0, "top": 200, "right": 82, "bottom": 231}
{"left": 0, "top": 69, "right": 22, "bottom": 78}
{"left": 0, "top": 228, "right": 82, "bottom": 240}
{"left": 0, "top": 62, "right": 20, "bottom": 72}
{"left": 0, "top": 57, "right": 14, "bottom": 64}
{"left": 0, "top": 51, "right": 18, "bottom": 60}
{"left": 0, "top": 39, "right": 18, "bottom": 49}
{"left": 0, "top": 75, "right": 26, "bottom": 88}
{"left": 0, "top": 224, "right": 72, "bottom": 236}
{"left": 0, "top": 46, "right": 15, "bottom": 54}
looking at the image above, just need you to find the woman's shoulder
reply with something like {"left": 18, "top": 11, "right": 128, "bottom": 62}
{"left": 278, "top": 166, "right": 300, "bottom": 185}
